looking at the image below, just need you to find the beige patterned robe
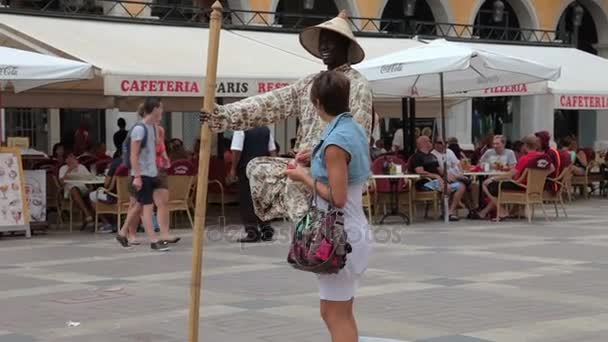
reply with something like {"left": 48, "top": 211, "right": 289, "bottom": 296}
{"left": 207, "top": 64, "right": 373, "bottom": 221}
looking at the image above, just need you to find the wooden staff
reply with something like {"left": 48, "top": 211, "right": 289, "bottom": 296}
{"left": 189, "top": 2, "right": 222, "bottom": 341}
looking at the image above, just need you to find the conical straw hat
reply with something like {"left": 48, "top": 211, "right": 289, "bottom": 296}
{"left": 299, "top": 10, "right": 365, "bottom": 65}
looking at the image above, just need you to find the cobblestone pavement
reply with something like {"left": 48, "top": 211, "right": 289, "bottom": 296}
{"left": 1, "top": 200, "right": 608, "bottom": 342}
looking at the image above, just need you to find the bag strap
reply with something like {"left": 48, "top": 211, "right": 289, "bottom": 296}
{"left": 128, "top": 123, "right": 148, "bottom": 149}
{"left": 312, "top": 179, "right": 335, "bottom": 209}
{"left": 141, "top": 123, "right": 148, "bottom": 150}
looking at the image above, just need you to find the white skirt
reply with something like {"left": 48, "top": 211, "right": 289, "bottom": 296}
{"left": 316, "top": 183, "right": 372, "bottom": 301}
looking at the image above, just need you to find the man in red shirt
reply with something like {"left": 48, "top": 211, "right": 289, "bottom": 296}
{"left": 473, "top": 134, "right": 553, "bottom": 220}
{"left": 535, "top": 130, "right": 570, "bottom": 193}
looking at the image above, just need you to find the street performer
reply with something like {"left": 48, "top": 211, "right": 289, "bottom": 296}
{"left": 201, "top": 10, "right": 373, "bottom": 228}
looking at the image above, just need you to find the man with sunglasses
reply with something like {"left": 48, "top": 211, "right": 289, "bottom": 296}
{"left": 411, "top": 136, "right": 466, "bottom": 221}
{"left": 431, "top": 138, "right": 461, "bottom": 180}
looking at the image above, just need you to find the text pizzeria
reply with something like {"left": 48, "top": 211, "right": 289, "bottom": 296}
{"left": 484, "top": 84, "right": 528, "bottom": 94}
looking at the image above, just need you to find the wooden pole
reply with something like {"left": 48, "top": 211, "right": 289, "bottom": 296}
{"left": 189, "top": 2, "right": 222, "bottom": 341}
{"left": 439, "top": 72, "right": 449, "bottom": 224}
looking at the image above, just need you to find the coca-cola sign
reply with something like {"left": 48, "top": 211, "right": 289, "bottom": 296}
{"left": 380, "top": 63, "right": 403, "bottom": 74}
{"left": 0, "top": 66, "right": 18, "bottom": 77}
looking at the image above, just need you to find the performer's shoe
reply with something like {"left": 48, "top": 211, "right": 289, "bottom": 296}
{"left": 260, "top": 226, "right": 275, "bottom": 242}
{"left": 237, "top": 227, "right": 261, "bottom": 243}
{"left": 237, "top": 234, "right": 261, "bottom": 243}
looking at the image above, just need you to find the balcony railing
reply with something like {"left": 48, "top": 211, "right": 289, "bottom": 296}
{"left": 0, "top": 0, "right": 566, "bottom": 46}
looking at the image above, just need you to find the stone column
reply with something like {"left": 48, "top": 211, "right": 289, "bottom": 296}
{"left": 446, "top": 99, "right": 473, "bottom": 150}
{"left": 594, "top": 42, "right": 608, "bottom": 150}
{"left": 49, "top": 108, "right": 61, "bottom": 154}
{"left": 518, "top": 94, "right": 554, "bottom": 137}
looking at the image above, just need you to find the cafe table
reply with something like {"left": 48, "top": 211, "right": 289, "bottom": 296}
{"left": 463, "top": 170, "right": 510, "bottom": 206}
{"left": 371, "top": 174, "right": 420, "bottom": 225}
{"left": 64, "top": 176, "right": 106, "bottom": 186}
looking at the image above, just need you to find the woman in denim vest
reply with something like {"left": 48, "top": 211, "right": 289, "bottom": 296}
{"left": 286, "top": 70, "right": 372, "bottom": 342}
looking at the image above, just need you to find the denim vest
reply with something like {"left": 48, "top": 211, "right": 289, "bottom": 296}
{"left": 311, "top": 113, "right": 371, "bottom": 185}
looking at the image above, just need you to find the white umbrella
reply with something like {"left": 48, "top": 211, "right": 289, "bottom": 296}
{"left": 0, "top": 46, "right": 94, "bottom": 92}
{"left": 355, "top": 39, "right": 561, "bottom": 223}
{"left": 0, "top": 46, "right": 94, "bottom": 142}
{"left": 356, "top": 39, "right": 560, "bottom": 98}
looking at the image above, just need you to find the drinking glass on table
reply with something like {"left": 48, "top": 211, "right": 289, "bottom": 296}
{"left": 461, "top": 158, "right": 471, "bottom": 172}
{"left": 494, "top": 161, "right": 504, "bottom": 171}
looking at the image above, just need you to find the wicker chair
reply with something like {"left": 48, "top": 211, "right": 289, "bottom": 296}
{"left": 7, "top": 137, "right": 30, "bottom": 149}
{"left": 94, "top": 176, "right": 131, "bottom": 233}
{"left": 371, "top": 155, "right": 414, "bottom": 223}
{"left": 544, "top": 166, "right": 573, "bottom": 218}
{"left": 168, "top": 174, "right": 194, "bottom": 229}
{"left": 411, "top": 176, "right": 440, "bottom": 220}
{"left": 497, "top": 168, "right": 550, "bottom": 223}
{"left": 52, "top": 175, "right": 75, "bottom": 232}
{"left": 46, "top": 171, "right": 62, "bottom": 227}
{"left": 362, "top": 178, "right": 376, "bottom": 224}
{"left": 571, "top": 161, "right": 604, "bottom": 198}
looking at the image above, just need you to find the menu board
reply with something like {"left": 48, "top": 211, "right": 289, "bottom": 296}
{"left": 0, "top": 148, "right": 30, "bottom": 238}
{"left": 24, "top": 170, "right": 46, "bottom": 223}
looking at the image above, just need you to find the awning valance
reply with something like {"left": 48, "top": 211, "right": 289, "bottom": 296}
{"left": 0, "top": 14, "right": 324, "bottom": 97}
{"left": 445, "top": 42, "right": 608, "bottom": 110}
{"left": 0, "top": 14, "right": 424, "bottom": 99}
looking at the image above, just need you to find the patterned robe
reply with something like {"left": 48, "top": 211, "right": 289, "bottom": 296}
{"left": 207, "top": 64, "right": 373, "bottom": 221}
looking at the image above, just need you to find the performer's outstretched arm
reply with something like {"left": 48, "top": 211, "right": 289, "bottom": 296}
{"left": 204, "top": 76, "right": 313, "bottom": 132}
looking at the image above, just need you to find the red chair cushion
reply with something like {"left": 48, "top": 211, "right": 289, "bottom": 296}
{"left": 168, "top": 160, "right": 195, "bottom": 176}
{"left": 114, "top": 165, "right": 129, "bottom": 177}
{"left": 371, "top": 155, "right": 409, "bottom": 193}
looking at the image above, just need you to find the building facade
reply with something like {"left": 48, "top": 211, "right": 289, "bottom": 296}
{"left": 3, "top": 0, "right": 608, "bottom": 152}
{"left": 174, "top": 0, "right": 608, "bottom": 149}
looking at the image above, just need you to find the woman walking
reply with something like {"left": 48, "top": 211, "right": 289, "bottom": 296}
{"left": 118, "top": 102, "right": 179, "bottom": 247}
{"left": 285, "top": 70, "right": 372, "bottom": 342}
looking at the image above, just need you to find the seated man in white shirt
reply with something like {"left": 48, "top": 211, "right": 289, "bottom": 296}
{"left": 431, "top": 138, "right": 461, "bottom": 181}
{"left": 431, "top": 138, "right": 475, "bottom": 210}
{"left": 59, "top": 151, "right": 95, "bottom": 228}
{"left": 480, "top": 135, "right": 518, "bottom": 205}
{"left": 392, "top": 127, "right": 404, "bottom": 152}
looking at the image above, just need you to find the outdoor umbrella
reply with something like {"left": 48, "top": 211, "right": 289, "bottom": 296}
{"left": 0, "top": 46, "right": 93, "bottom": 91}
{"left": 0, "top": 46, "right": 94, "bottom": 142}
{"left": 355, "top": 39, "right": 561, "bottom": 223}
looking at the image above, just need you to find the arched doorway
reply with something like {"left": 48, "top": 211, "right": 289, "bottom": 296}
{"left": 380, "top": 0, "right": 436, "bottom": 35}
{"left": 556, "top": 2, "right": 598, "bottom": 54}
{"left": 274, "top": 0, "right": 339, "bottom": 28}
{"left": 473, "top": 0, "right": 522, "bottom": 40}
{"left": 471, "top": 1, "right": 527, "bottom": 145}
{"left": 555, "top": 2, "right": 600, "bottom": 145}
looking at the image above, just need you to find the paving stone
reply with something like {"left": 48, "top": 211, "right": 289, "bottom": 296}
{"left": 416, "top": 336, "right": 493, "bottom": 342}
{"left": 83, "top": 279, "right": 136, "bottom": 288}
{"left": 0, "top": 199, "right": 607, "bottom": 341}
{"left": 421, "top": 278, "right": 475, "bottom": 287}
{"left": 581, "top": 261, "right": 608, "bottom": 270}
{"left": 0, "top": 265, "right": 19, "bottom": 270}
{"left": 226, "top": 299, "right": 287, "bottom": 310}
{"left": 0, "top": 274, "right": 65, "bottom": 291}
{"left": 0, "top": 333, "right": 37, "bottom": 341}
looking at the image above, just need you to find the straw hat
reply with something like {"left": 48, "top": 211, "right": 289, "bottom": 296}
{"left": 299, "top": 10, "right": 365, "bottom": 65}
